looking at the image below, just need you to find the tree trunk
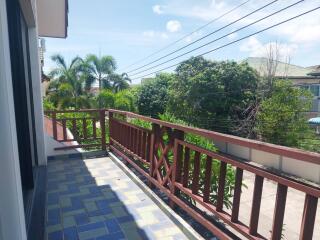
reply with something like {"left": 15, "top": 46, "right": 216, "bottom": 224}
{"left": 98, "top": 77, "right": 102, "bottom": 108}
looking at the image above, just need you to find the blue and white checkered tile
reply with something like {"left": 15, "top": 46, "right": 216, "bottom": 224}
{"left": 45, "top": 156, "right": 188, "bottom": 240}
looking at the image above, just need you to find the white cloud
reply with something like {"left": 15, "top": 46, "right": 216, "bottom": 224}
{"left": 143, "top": 30, "right": 156, "bottom": 38}
{"left": 239, "top": 36, "right": 262, "bottom": 54}
{"left": 160, "top": 32, "right": 169, "bottom": 39}
{"left": 287, "top": 25, "right": 320, "bottom": 44}
{"left": 240, "top": 36, "right": 298, "bottom": 60}
{"left": 185, "top": 31, "right": 202, "bottom": 43}
{"left": 166, "top": 20, "right": 182, "bottom": 33}
{"left": 157, "top": 0, "right": 320, "bottom": 46}
{"left": 143, "top": 30, "right": 169, "bottom": 40}
{"left": 227, "top": 32, "right": 238, "bottom": 40}
{"left": 152, "top": 5, "right": 164, "bottom": 14}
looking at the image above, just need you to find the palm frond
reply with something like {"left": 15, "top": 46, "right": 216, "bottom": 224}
{"left": 70, "top": 56, "right": 84, "bottom": 69}
{"left": 102, "top": 78, "right": 112, "bottom": 90}
{"left": 101, "top": 56, "right": 117, "bottom": 73}
{"left": 51, "top": 54, "right": 67, "bottom": 70}
{"left": 84, "top": 75, "right": 95, "bottom": 91}
{"left": 48, "top": 68, "right": 63, "bottom": 79}
{"left": 86, "top": 54, "right": 100, "bottom": 73}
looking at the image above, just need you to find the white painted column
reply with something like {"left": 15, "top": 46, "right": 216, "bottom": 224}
{"left": 0, "top": 1, "right": 27, "bottom": 240}
{"left": 28, "top": 27, "right": 47, "bottom": 165}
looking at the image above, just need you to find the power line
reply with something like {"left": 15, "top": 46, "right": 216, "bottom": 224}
{"left": 119, "top": 0, "right": 251, "bottom": 72}
{"left": 129, "top": 0, "right": 303, "bottom": 77}
{"left": 167, "top": 88, "right": 314, "bottom": 99}
{"left": 131, "top": 5, "right": 320, "bottom": 81}
{"left": 127, "top": 0, "right": 280, "bottom": 74}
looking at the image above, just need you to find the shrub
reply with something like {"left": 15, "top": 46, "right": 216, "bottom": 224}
{"left": 43, "top": 98, "right": 56, "bottom": 111}
{"left": 130, "top": 112, "right": 236, "bottom": 208}
{"left": 256, "top": 80, "right": 313, "bottom": 147}
{"left": 114, "top": 90, "right": 136, "bottom": 112}
{"left": 97, "top": 90, "right": 115, "bottom": 108}
{"left": 57, "top": 111, "right": 104, "bottom": 150}
{"left": 136, "top": 73, "right": 174, "bottom": 118}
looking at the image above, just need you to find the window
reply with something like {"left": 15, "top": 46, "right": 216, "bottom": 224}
{"left": 310, "top": 85, "right": 320, "bottom": 97}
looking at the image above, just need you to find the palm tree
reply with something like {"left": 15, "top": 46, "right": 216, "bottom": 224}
{"left": 47, "top": 54, "right": 85, "bottom": 109}
{"left": 110, "top": 73, "right": 131, "bottom": 93}
{"left": 83, "top": 54, "right": 117, "bottom": 92}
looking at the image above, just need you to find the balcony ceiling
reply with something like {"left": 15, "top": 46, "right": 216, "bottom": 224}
{"left": 36, "top": 0, "right": 68, "bottom": 38}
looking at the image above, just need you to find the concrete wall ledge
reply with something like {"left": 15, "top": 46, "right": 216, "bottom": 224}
{"left": 214, "top": 139, "right": 320, "bottom": 184}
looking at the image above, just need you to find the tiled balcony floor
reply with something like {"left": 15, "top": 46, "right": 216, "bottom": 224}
{"left": 45, "top": 156, "right": 188, "bottom": 240}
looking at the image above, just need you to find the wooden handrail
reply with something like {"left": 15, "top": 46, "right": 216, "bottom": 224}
{"left": 44, "top": 109, "right": 106, "bottom": 150}
{"left": 45, "top": 109, "right": 105, "bottom": 114}
{"left": 108, "top": 109, "right": 320, "bottom": 165}
{"left": 44, "top": 108, "right": 320, "bottom": 239}
{"left": 108, "top": 109, "right": 320, "bottom": 240}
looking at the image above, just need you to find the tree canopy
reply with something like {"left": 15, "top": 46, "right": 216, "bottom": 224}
{"left": 256, "top": 80, "right": 313, "bottom": 147}
{"left": 83, "top": 54, "right": 117, "bottom": 91}
{"left": 44, "top": 54, "right": 318, "bottom": 152}
{"left": 167, "top": 57, "right": 260, "bottom": 134}
{"left": 45, "top": 54, "right": 132, "bottom": 110}
{"left": 47, "top": 54, "right": 86, "bottom": 109}
{"left": 136, "top": 73, "right": 174, "bottom": 118}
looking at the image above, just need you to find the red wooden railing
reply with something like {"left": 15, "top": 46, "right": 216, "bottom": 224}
{"left": 108, "top": 109, "right": 320, "bottom": 240}
{"left": 45, "top": 109, "right": 107, "bottom": 151}
{"left": 44, "top": 108, "right": 320, "bottom": 239}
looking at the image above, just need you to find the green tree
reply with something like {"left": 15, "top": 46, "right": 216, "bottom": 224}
{"left": 167, "top": 57, "right": 259, "bottom": 135}
{"left": 110, "top": 73, "right": 131, "bottom": 93}
{"left": 95, "top": 88, "right": 136, "bottom": 111}
{"left": 137, "top": 73, "right": 174, "bottom": 118}
{"left": 43, "top": 98, "right": 56, "bottom": 111}
{"left": 97, "top": 89, "right": 115, "bottom": 108}
{"left": 83, "top": 54, "right": 117, "bottom": 92}
{"left": 256, "top": 80, "right": 313, "bottom": 147}
{"left": 47, "top": 55, "right": 85, "bottom": 109}
{"left": 130, "top": 112, "right": 237, "bottom": 209}
{"left": 114, "top": 90, "right": 136, "bottom": 112}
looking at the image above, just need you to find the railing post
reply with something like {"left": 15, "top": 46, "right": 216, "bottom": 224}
{"left": 299, "top": 194, "right": 318, "bottom": 240}
{"left": 100, "top": 109, "right": 106, "bottom": 151}
{"left": 148, "top": 123, "right": 159, "bottom": 188}
{"left": 109, "top": 111, "right": 113, "bottom": 147}
{"left": 173, "top": 129, "right": 184, "bottom": 184}
{"left": 170, "top": 129, "right": 184, "bottom": 208}
{"left": 52, "top": 112, "right": 57, "bottom": 140}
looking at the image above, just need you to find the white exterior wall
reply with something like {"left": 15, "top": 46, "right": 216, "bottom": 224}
{"left": 214, "top": 140, "right": 320, "bottom": 184}
{"left": 27, "top": 0, "right": 47, "bottom": 165}
{"left": 0, "top": 0, "right": 52, "bottom": 238}
{"left": 0, "top": 1, "right": 27, "bottom": 239}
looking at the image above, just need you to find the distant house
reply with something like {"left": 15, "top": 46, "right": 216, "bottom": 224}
{"left": 308, "top": 65, "right": 320, "bottom": 77}
{"left": 243, "top": 57, "right": 320, "bottom": 115}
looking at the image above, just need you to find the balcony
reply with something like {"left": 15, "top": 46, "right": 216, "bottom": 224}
{"left": 43, "top": 109, "right": 320, "bottom": 240}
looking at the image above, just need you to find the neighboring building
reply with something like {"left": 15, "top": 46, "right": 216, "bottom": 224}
{"left": 308, "top": 65, "right": 320, "bottom": 77}
{"left": 0, "top": 0, "right": 68, "bottom": 239}
{"left": 141, "top": 77, "right": 155, "bottom": 84}
{"left": 244, "top": 57, "right": 320, "bottom": 114}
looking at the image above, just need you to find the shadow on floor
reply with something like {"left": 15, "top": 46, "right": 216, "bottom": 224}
{"left": 45, "top": 156, "right": 150, "bottom": 240}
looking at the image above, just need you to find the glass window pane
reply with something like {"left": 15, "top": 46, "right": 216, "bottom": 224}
{"left": 310, "top": 85, "right": 319, "bottom": 96}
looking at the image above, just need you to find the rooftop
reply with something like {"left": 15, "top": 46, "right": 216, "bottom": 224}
{"left": 243, "top": 57, "right": 317, "bottom": 78}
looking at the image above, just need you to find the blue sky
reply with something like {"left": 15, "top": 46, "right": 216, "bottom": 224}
{"left": 44, "top": 0, "right": 320, "bottom": 84}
